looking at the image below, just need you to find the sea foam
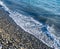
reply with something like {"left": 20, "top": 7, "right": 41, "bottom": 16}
{"left": 0, "top": 0, "right": 60, "bottom": 49}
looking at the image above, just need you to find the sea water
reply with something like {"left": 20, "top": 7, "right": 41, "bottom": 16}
{"left": 0, "top": 0, "right": 60, "bottom": 49}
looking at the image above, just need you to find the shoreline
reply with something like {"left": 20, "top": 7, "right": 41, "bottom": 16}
{"left": 0, "top": 7, "right": 54, "bottom": 49}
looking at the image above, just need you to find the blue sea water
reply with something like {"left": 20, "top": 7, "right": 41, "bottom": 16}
{"left": 0, "top": 0, "right": 60, "bottom": 49}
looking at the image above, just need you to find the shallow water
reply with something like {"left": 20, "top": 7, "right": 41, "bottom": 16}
{"left": 0, "top": 0, "right": 60, "bottom": 49}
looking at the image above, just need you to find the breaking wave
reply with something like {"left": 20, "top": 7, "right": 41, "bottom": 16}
{"left": 0, "top": 0, "right": 60, "bottom": 49}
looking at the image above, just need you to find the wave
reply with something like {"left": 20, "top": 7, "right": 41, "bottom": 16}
{"left": 0, "top": 0, "right": 60, "bottom": 49}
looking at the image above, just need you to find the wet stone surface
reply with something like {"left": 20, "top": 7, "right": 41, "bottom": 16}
{"left": 0, "top": 8, "right": 54, "bottom": 49}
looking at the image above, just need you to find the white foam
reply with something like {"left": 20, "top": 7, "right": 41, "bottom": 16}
{"left": 9, "top": 11, "right": 53, "bottom": 47}
{"left": 0, "top": 1, "right": 10, "bottom": 11}
{"left": 0, "top": 1, "right": 60, "bottom": 49}
{"left": 9, "top": 11, "right": 60, "bottom": 49}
